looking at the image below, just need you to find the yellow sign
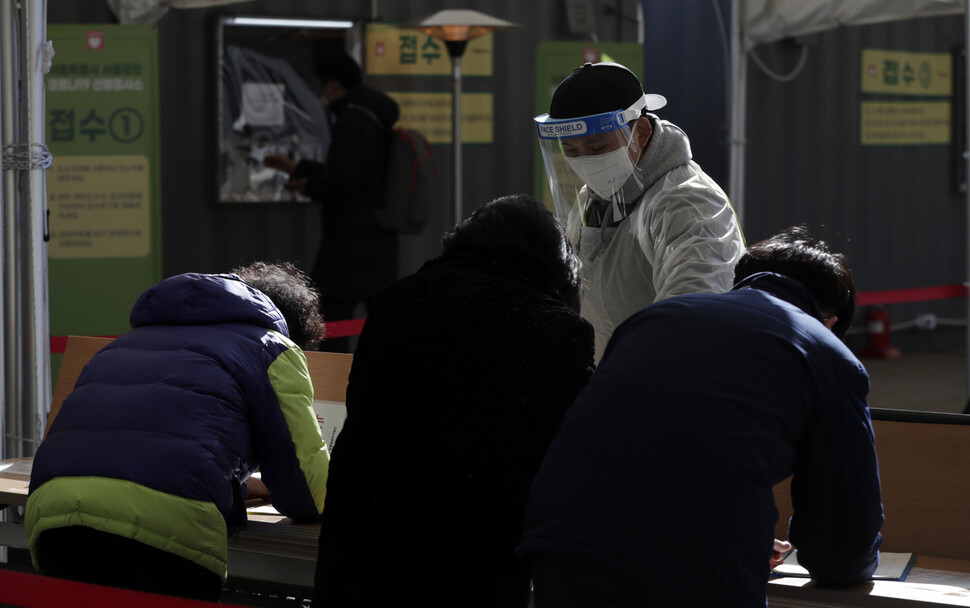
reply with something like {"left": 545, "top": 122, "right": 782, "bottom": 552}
{"left": 48, "top": 155, "right": 151, "bottom": 258}
{"left": 860, "top": 101, "right": 950, "bottom": 145}
{"left": 390, "top": 92, "right": 493, "bottom": 144}
{"left": 861, "top": 49, "right": 951, "bottom": 96}
{"left": 366, "top": 23, "right": 492, "bottom": 76}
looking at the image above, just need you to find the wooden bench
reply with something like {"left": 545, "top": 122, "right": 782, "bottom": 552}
{"left": 45, "top": 335, "right": 352, "bottom": 437}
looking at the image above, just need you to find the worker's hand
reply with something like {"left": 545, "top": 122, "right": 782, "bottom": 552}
{"left": 244, "top": 475, "right": 270, "bottom": 503}
{"left": 770, "top": 539, "right": 792, "bottom": 569}
{"left": 263, "top": 154, "right": 297, "bottom": 175}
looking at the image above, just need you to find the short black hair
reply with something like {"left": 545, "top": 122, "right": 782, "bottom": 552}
{"left": 734, "top": 226, "right": 856, "bottom": 339}
{"left": 442, "top": 193, "right": 582, "bottom": 312}
{"left": 233, "top": 261, "right": 326, "bottom": 348}
{"left": 313, "top": 52, "right": 362, "bottom": 88}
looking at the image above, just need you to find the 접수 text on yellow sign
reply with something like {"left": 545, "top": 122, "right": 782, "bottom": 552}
{"left": 365, "top": 23, "right": 493, "bottom": 77}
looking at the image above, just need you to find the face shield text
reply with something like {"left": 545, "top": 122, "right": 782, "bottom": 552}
{"left": 537, "top": 120, "right": 588, "bottom": 139}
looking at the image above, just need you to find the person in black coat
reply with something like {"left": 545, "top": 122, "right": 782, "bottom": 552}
{"left": 314, "top": 194, "right": 596, "bottom": 607}
{"left": 265, "top": 52, "right": 400, "bottom": 352}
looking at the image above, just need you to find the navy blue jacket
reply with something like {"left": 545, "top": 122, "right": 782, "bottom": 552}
{"left": 519, "top": 272, "right": 884, "bottom": 607}
{"left": 26, "top": 273, "right": 329, "bottom": 580}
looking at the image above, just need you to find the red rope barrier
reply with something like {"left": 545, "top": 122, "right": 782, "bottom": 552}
{"left": 323, "top": 318, "right": 366, "bottom": 338}
{"left": 49, "top": 335, "right": 117, "bottom": 354}
{"left": 46, "top": 283, "right": 970, "bottom": 355}
{"left": 856, "top": 284, "right": 968, "bottom": 307}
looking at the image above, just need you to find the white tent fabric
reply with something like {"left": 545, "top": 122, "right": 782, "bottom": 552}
{"left": 106, "top": 0, "right": 252, "bottom": 25}
{"left": 741, "top": 0, "right": 964, "bottom": 49}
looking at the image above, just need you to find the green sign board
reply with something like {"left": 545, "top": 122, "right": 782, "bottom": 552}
{"left": 46, "top": 25, "right": 162, "bottom": 350}
{"left": 533, "top": 41, "right": 644, "bottom": 209}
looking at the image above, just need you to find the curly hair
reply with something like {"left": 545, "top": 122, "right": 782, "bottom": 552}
{"left": 233, "top": 261, "right": 326, "bottom": 348}
{"left": 734, "top": 226, "right": 856, "bottom": 339}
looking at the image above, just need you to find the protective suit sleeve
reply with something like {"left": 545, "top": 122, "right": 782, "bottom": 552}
{"left": 639, "top": 169, "right": 743, "bottom": 303}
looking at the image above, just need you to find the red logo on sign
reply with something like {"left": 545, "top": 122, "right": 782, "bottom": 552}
{"left": 86, "top": 31, "right": 104, "bottom": 50}
{"left": 376, "top": 41, "right": 386, "bottom": 57}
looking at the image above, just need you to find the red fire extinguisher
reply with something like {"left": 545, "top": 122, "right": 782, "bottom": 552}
{"left": 859, "top": 307, "right": 902, "bottom": 359}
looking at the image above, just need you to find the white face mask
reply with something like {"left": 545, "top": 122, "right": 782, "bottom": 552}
{"left": 564, "top": 134, "right": 638, "bottom": 200}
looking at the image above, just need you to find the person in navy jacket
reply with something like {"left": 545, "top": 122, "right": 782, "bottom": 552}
{"left": 26, "top": 262, "right": 329, "bottom": 601}
{"left": 518, "top": 226, "right": 884, "bottom": 608}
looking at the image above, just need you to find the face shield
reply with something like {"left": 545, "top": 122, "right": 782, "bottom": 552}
{"left": 536, "top": 94, "right": 649, "bottom": 228}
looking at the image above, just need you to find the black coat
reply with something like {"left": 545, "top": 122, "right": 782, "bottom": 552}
{"left": 315, "top": 249, "right": 595, "bottom": 605}
{"left": 295, "top": 84, "right": 401, "bottom": 302}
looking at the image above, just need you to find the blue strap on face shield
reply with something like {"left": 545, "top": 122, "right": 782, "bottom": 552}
{"left": 534, "top": 94, "right": 649, "bottom": 140}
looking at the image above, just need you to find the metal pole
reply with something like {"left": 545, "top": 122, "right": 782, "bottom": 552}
{"left": 451, "top": 54, "right": 463, "bottom": 226}
{"left": 21, "top": 0, "right": 52, "bottom": 455}
{"left": 965, "top": 0, "right": 970, "bottom": 403}
{"left": 728, "top": 0, "right": 747, "bottom": 228}
{"left": 2, "top": 0, "right": 21, "bottom": 459}
{"left": 0, "top": 0, "right": 9, "bottom": 462}
{"left": 0, "top": 3, "right": 6, "bottom": 563}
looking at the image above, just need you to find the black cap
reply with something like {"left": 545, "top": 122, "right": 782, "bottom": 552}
{"left": 548, "top": 62, "right": 666, "bottom": 119}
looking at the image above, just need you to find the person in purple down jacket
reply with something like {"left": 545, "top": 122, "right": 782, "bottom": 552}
{"left": 25, "top": 261, "right": 329, "bottom": 601}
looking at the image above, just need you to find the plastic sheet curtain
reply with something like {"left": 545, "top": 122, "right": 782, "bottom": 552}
{"left": 0, "top": 0, "right": 53, "bottom": 459}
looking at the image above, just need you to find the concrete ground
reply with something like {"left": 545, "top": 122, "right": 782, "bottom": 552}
{"left": 862, "top": 350, "right": 968, "bottom": 414}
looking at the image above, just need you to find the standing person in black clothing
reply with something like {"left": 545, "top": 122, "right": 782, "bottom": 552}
{"left": 265, "top": 52, "right": 400, "bottom": 353}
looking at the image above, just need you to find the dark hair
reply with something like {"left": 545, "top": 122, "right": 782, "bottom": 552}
{"left": 313, "top": 52, "right": 362, "bottom": 88}
{"left": 441, "top": 193, "right": 582, "bottom": 311}
{"left": 734, "top": 226, "right": 856, "bottom": 338}
{"left": 233, "top": 261, "right": 326, "bottom": 348}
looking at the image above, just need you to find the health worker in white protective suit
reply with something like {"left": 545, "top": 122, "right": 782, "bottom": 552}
{"left": 536, "top": 62, "right": 745, "bottom": 360}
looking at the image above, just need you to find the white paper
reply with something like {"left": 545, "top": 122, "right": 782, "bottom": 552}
{"left": 775, "top": 550, "right": 915, "bottom": 581}
{"left": 242, "top": 82, "right": 286, "bottom": 127}
{"left": 312, "top": 399, "right": 347, "bottom": 449}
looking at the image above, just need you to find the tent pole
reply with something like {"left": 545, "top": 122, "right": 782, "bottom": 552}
{"left": 965, "top": 0, "right": 970, "bottom": 404}
{"left": 728, "top": 0, "right": 747, "bottom": 228}
{"left": 1, "top": 0, "right": 20, "bottom": 459}
{"left": 22, "top": 0, "right": 51, "bottom": 455}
